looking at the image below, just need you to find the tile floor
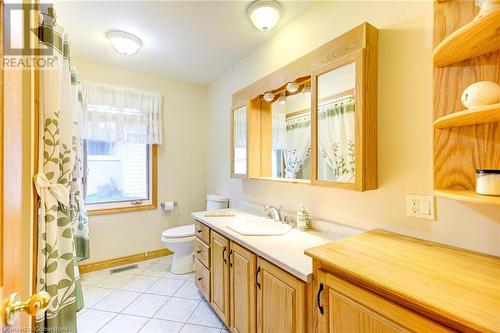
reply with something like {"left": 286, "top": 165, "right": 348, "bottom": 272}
{"left": 78, "top": 256, "right": 229, "bottom": 333}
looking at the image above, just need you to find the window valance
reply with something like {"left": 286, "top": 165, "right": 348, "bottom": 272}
{"left": 81, "top": 81, "right": 163, "bottom": 144}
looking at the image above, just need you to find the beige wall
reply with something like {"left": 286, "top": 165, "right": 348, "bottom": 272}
{"left": 206, "top": 1, "right": 500, "bottom": 256}
{"left": 74, "top": 59, "right": 207, "bottom": 263}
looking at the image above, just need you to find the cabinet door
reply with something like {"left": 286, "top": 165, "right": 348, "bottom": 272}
{"left": 230, "top": 242, "right": 256, "bottom": 333}
{"left": 210, "top": 231, "right": 230, "bottom": 325}
{"left": 256, "top": 258, "right": 306, "bottom": 333}
{"left": 325, "top": 273, "right": 454, "bottom": 333}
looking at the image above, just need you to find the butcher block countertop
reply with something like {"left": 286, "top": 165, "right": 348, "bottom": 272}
{"left": 305, "top": 229, "right": 500, "bottom": 333}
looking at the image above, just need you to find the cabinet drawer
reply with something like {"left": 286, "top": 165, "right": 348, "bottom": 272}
{"left": 194, "top": 237, "right": 210, "bottom": 268}
{"left": 195, "top": 220, "right": 210, "bottom": 244}
{"left": 195, "top": 257, "right": 210, "bottom": 301}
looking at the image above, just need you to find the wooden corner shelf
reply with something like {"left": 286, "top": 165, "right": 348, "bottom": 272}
{"left": 433, "top": 1, "right": 500, "bottom": 207}
{"left": 433, "top": 104, "right": 500, "bottom": 128}
{"left": 434, "top": 189, "right": 500, "bottom": 206}
{"left": 433, "top": 9, "right": 500, "bottom": 67}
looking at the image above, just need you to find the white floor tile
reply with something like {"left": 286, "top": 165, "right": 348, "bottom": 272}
{"left": 146, "top": 278, "right": 185, "bottom": 296}
{"left": 163, "top": 272, "right": 195, "bottom": 280}
{"left": 180, "top": 324, "right": 221, "bottom": 333}
{"left": 174, "top": 281, "right": 202, "bottom": 300}
{"left": 122, "top": 294, "right": 169, "bottom": 318}
{"left": 98, "top": 273, "right": 134, "bottom": 289}
{"left": 82, "top": 286, "right": 114, "bottom": 307}
{"left": 187, "top": 301, "right": 223, "bottom": 328}
{"left": 93, "top": 290, "right": 141, "bottom": 312}
{"left": 141, "top": 263, "right": 170, "bottom": 277}
{"left": 80, "top": 270, "right": 110, "bottom": 286}
{"left": 76, "top": 309, "right": 116, "bottom": 333}
{"left": 153, "top": 297, "right": 200, "bottom": 322}
{"left": 150, "top": 256, "right": 172, "bottom": 265}
{"left": 77, "top": 307, "right": 87, "bottom": 318}
{"left": 139, "top": 319, "right": 183, "bottom": 333}
{"left": 121, "top": 275, "right": 160, "bottom": 292}
{"left": 135, "top": 261, "right": 155, "bottom": 273}
{"left": 99, "top": 314, "right": 149, "bottom": 333}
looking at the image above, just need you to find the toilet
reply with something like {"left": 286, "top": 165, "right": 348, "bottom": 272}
{"left": 161, "top": 194, "right": 229, "bottom": 274}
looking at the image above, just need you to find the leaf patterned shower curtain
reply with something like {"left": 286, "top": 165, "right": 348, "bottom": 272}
{"left": 34, "top": 17, "right": 89, "bottom": 332}
{"left": 318, "top": 98, "right": 355, "bottom": 181}
{"left": 283, "top": 115, "right": 311, "bottom": 179}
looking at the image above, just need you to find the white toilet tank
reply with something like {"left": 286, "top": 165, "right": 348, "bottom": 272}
{"left": 206, "top": 194, "right": 229, "bottom": 210}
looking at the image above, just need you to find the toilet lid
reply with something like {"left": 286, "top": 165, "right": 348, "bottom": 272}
{"left": 162, "top": 224, "right": 195, "bottom": 238}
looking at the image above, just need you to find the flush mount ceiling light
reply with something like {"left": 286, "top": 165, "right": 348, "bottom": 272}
{"left": 263, "top": 92, "right": 275, "bottom": 102}
{"left": 247, "top": 0, "right": 283, "bottom": 32}
{"left": 106, "top": 30, "right": 143, "bottom": 56}
{"left": 286, "top": 82, "right": 299, "bottom": 93}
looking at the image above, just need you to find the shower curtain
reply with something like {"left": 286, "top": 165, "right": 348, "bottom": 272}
{"left": 283, "top": 115, "right": 311, "bottom": 179}
{"left": 318, "top": 98, "right": 355, "bottom": 181}
{"left": 34, "top": 15, "right": 89, "bottom": 332}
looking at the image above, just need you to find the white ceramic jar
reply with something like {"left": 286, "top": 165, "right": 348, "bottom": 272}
{"left": 476, "top": 169, "right": 500, "bottom": 196}
{"left": 461, "top": 81, "right": 500, "bottom": 109}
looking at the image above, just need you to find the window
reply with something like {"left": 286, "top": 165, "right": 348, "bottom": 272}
{"left": 83, "top": 140, "right": 157, "bottom": 213}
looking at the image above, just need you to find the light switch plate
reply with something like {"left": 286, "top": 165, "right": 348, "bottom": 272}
{"left": 406, "top": 195, "right": 435, "bottom": 220}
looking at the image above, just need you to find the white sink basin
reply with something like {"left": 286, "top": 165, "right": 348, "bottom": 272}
{"left": 226, "top": 218, "right": 292, "bottom": 236}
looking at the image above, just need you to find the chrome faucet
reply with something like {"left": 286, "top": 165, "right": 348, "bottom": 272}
{"left": 264, "top": 205, "right": 282, "bottom": 223}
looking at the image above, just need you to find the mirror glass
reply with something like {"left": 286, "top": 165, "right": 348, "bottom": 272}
{"left": 317, "top": 62, "right": 356, "bottom": 182}
{"left": 233, "top": 105, "right": 247, "bottom": 175}
{"left": 271, "top": 90, "right": 311, "bottom": 180}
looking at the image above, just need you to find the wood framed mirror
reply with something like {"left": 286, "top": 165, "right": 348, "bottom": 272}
{"left": 230, "top": 104, "right": 249, "bottom": 178}
{"left": 311, "top": 49, "right": 377, "bottom": 191}
{"left": 232, "top": 22, "right": 378, "bottom": 190}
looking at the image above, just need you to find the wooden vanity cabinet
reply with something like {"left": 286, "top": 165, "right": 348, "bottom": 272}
{"left": 194, "top": 220, "right": 211, "bottom": 302}
{"left": 256, "top": 257, "right": 307, "bottom": 333}
{"left": 315, "top": 271, "right": 453, "bottom": 333}
{"left": 230, "top": 242, "right": 257, "bottom": 333}
{"left": 210, "top": 230, "right": 231, "bottom": 326}
{"left": 307, "top": 230, "right": 500, "bottom": 333}
{"left": 196, "top": 220, "right": 308, "bottom": 333}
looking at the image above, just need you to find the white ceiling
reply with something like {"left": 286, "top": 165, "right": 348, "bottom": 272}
{"left": 56, "top": 1, "right": 314, "bottom": 85}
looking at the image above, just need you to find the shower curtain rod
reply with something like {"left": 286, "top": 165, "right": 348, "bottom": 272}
{"left": 318, "top": 93, "right": 354, "bottom": 107}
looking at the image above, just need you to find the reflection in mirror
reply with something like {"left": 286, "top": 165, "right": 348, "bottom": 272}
{"left": 271, "top": 89, "right": 311, "bottom": 180}
{"left": 317, "top": 62, "right": 356, "bottom": 183}
{"left": 233, "top": 106, "right": 247, "bottom": 175}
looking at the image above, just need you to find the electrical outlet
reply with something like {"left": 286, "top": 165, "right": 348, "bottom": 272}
{"left": 406, "top": 195, "right": 435, "bottom": 220}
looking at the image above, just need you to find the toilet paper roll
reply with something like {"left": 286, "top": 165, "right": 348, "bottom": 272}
{"left": 161, "top": 201, "right": 176, "bottom": 211}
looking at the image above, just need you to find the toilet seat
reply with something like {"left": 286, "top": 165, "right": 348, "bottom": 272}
{"left": 162, "top": 224, "right": 195, "bottom": 239}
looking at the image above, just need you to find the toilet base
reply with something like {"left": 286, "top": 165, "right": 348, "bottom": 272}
{"left": 170, "top": 252, "right": 194, "bottom": 274}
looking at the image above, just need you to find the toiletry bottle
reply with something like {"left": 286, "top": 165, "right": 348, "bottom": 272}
{"left": 297, "top": 205, "right": 310, "bottom": 230}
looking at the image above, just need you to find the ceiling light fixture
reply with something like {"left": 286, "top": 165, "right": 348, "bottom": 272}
{"left": 106, "top": 30, "right": 143, "bottom": 56}
{"left": 247, "top": 0, "right": 283, "bottom": 32}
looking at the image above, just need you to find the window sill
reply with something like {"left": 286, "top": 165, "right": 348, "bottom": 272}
{"left": 87, "top": 204, "right": 157, "bottom": 216}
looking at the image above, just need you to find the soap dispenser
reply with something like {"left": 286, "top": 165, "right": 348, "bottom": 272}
{"left": 296, "top": 205, "right": 310, "bottom": 230}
